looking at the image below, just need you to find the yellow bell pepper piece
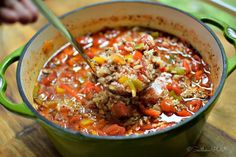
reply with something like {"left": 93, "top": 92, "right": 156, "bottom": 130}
{"left": 92, "top": 56, "right": 106, "bottom": 65}
{"left": 56, "top": 86, "right": 65, "bottom": 93}
{"left": 126, "top": 79, "right": 136, "bottom": 97}
{"left": 118, "top": 76, "right": 128, "bottom": 84}
{"left": 132, "top": 79, "right": 143, "bottom": 91}
{"left": 80, "top": 118, "right": 94, "bottom": 127}
{"left": 111, "top": 54, "right": 126, "bottom": 65}
{"left": 118, "top": 76, "right": 136, "bottom": 97}
{"left": 125, "top": 54, "right": 133, "bottom": 62}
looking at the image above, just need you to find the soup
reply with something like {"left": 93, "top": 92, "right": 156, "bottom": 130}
{"left": 33, "top": 27, "right": 213, "bottom": 136}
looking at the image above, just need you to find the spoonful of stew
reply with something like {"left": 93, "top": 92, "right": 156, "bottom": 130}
{"left": 32, "top": 0, "right": 155, "bottom": 97}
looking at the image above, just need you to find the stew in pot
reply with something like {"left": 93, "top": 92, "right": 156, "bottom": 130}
{"left": 33, "top": 27, "right": 213, "bottom": 136}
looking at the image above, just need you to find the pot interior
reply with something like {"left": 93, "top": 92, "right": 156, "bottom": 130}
{"left": 19, "top": 2, "right": 224, "bottom": 114}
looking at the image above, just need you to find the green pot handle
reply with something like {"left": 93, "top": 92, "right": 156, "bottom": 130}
{"left": 0, "top": 46, "right": 35, "bottom": 118}
{"left": 199, "top": 17, "right": 236, "bottom": 76}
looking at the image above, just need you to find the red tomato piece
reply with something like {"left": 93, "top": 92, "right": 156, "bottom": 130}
{"left": 166, "top": 82, "right": 182, "bottom": 95}
{"left": 86, "top": 51, "right": 95, "bottom": 59}
{"left": 67, "top": 56, "right": 83, "bottom": 66}
{"left": 160, "top": 99, "right": 176, "bottom": 113}
{"left": 195, "top": 70, "right": 203, "bottom": 80}
{"left": 139, "top": 105, "right": 160, "bottom": 118}
{"left": 133, "top": 50, "right": 143, "bottom": 60}
{"left": 191, "top": 62, "right": 202, "bottom": 72}
{"left": 183, "top": 60, "right": 191, "bottom": 74}
{"left": 62, "top": 46, "right": 74, "bottom": 56}
{"left": 80, "top": 81, "right": 101, "bottom": 94}
{"left": 118, "top": 45, "right": 130, "bottom": 55}
{"left": 186, "top": 100, "right": 202, "bottom": 112}
{"left": 69, "top": 115, "right": 81, "bottom": 125}
{"left": 140, "top": 124, "right": 153, "bottom": 131}
{"left": 76, "top": 36, "right": 93, "bottom": 46}
{"left": 160, "top": 66, "right": 166, "bottom": 72}
{"left": 176, "top": 109, "right": 192, "bottom": 117}
{"left": 85, "top": 47, "right": 100, "bottom": 58}
{"left": 59, "top": 84, "right": 82, "bottom": 102}
{"left": 93, "top": 35, "right": 107, "bottom": 47}
{"left": 41, "top": 72, "right": 57, "bottom": 86}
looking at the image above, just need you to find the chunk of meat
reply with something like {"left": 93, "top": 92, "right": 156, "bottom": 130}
{"left": 111, "top": 101, "right": 130, "bottom": 118}
{"left": 141, "top": 88, "right": 160, "bottom": 105}
{"left": 103, "top": 124, "right": 126, "bottom": 136}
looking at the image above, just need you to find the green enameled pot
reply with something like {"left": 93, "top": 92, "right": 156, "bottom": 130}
{"left": 0, "top": 1, "right": 236, "bottom": 157}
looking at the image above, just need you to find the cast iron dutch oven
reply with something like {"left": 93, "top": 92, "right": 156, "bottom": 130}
{"left": 0, "top": 1, "right": 236, "bottom": 157}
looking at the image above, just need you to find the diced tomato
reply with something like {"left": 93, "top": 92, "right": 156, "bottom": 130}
{"left": 166, "top": 83, "right": 173, "bottom": 91}
{"left": 59, "top": 83, "right": 82, "bottom": 101}
{"left": 80, "top": 81, "right": 101, "bottom": 94}
{"left": 191, "top": 62, "right": 202, "bottom": 72}
{"left": 119, "top": 45, "right": 130, "bottom": 55}
{"left": 93, "top": 35, "right": 107, "bottom": 47}
{"left": 60, "top": 106, "right": 70, "bottom": 119}
{"left": 62, "top": 46, "right": 74, "bottom": 56}
{"left": 57, "top": 52, "right": 68, "bottom": 63}
{"left": 41, "top": 72, "right": 57, "bottom": 86}
{"left": 103, "top": 124, "right": 126, "bottom": 136}
{"left": 60, "top": 71, "right": 74, "bottom": 78}
{"left": 78, "top": 69, "right": 88, "bottom": 78}
{"left": 133, "top": 50, "right": 143, "bottom": 60}
{"left": 160, "top": 99, "right": 176, "bottom": 113}
{"left": 172, "top": 84, "right": 182, "bottom": 95}
{"left": 76, "top": 36, "right": 93, "bottom": 46}
{"left": 111, "top": 101, "right": 130, "bottom": 118}
{"left": 160, "top": 66, "right": 166, "bottom": 72}
{"left": 86, "top": 47, "right": 100, "bottom": 57}
{"left": 183, "top": 60, "right": 191, "bottom": 74}
{"left": 140, "top": 124, "right": 153, "bottom": 131}
{"left": 176, "top": 109, "right": 192, "bottom": 117}
{"left": 60, "top": 106, "right": 70, "bottom": 113}
{"left": 186, "top": 99, "right": 202, "bottom": 112}
{"left": 86, "top": 51, "right": 95, "bottom": 59}
{"left": 139, "top": 105, "right": 160, "bottom": 118}
{"left": 195, "top": 70, "right": 203, "bottom": 80}
{"left": 69, "top": 115, "right": 81, "bottom": 125}
{"left": 166, "top": 82, "right": 182, "bottom": 95}
{"left": 67, "top": 56, "right": 83, "bottom": 66}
